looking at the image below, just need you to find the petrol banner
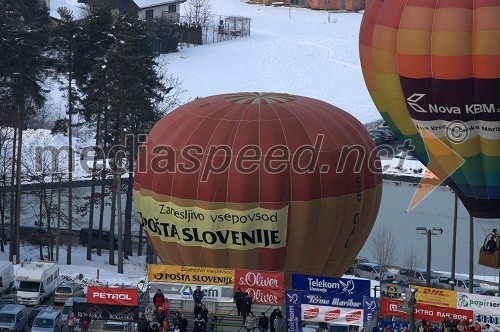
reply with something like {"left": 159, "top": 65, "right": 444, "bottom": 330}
{"left": 87, "top": 286, "right": 138, "bottom": 306}
{"left": 73, "top": 302, "right": 139, "bottom": 322}
{"left": 413, "top": 286, "right": 457, "bottom": 308}
{"left": 380, "top": 298, "right": 473, "bottom": 323}
{"left": 301, "top": 292, "right": 364, "bottom": 309}
{"left": 149, "top": 282, "right": 234, "bottom": 302}
{"left": 148, "top": 264, "right": 234, "bottom": 285}
{"left": 292, "top": 274, "right": 370, "bottom": 297}
{"left": 285, "top": 290, "right": 302, "bottom": 332}
{"left": 234, "top": 270, "right": 284, "bottom": 305}
{"left": 301, "top": 304, "right": 364, "bottom": 327}
{"left": 456, "top": 292, "right": 500, "bottom": 316}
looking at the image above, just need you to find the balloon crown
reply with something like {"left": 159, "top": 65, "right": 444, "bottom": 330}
{"left": 224, "top": 92, "right": 296, "bottom": 105}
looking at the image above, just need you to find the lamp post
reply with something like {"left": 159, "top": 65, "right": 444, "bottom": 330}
{"left": 416, "top": 227, "right": 443, "bottom": 287}
{"left": 408, "top": 288, "right": 418, "bottom": 332}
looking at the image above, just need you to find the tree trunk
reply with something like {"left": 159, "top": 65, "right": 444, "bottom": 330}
{"left": 124, "top": 144, "right": 134, "bottom": 258}
{"left": 97, "top": 115, "right": 108, "bottom": 256}
{"left": 9, "top": 126, "right": 17, "bottom": 262}
{"left": 39, "top": 187, "right": 44, "bottom": 260}
{"left": 56, "top": 176, "right": 62, "bottom": 262}
{"left": 87, "top": 116, "right": 102, "bottom": 261}
{"left": 108, "top": 176, "right": 116, "bottom": 265}
{"left": 137, "top": 223, "right": 143, "bottom": 256}
{"left": 15, "top": 104, "right": 23, "bottom": 264}
{"left": 67, "top": 55, "right": 74, "bottom": 265}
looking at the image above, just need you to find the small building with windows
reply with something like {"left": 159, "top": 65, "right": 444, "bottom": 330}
{"left": 288, "top": 0, "right": 364, "bottom": 11}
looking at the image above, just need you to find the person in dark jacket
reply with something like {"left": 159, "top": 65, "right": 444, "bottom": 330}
{"left": 193, "top": 286, "right": 204, "bottom": 307}
{"left": 241, "top": 293, "right": 253, "bottom": 323}
{"left": 233, "top": 287, "right": 245, "bottom": 316}
{"left": 269, "top": 309, "right": 278, "bottom": 332}
{"left": 178, "top": 314, "right": 189, "bottom": 332}
{"left": 201, "top": 304, "right": 209, "bottom": 332}
{"left": 194, "top": 314, "right": 205, "bottom": 332}
{"left": 194, "top": 302, "right": 202, "bottom": 317}
{"left": 258, "top": 313, "right": 269, "bottom": 332}
{"left": 138, "top": 314, "right": 150, "bottom": 332}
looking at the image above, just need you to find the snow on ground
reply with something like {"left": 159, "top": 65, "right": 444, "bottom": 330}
{"left": 161, "top": 0, "right": 380, "bottom": 123}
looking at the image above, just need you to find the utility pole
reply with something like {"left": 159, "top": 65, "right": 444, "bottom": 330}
{"left": 469, "top": 215, "right": 474, "bottom": 293}
{"left": 451, "top": 193, "right": 458, "bottom": 290}
{"left": 416, "top": 227, "right": 443, "bottom": 287}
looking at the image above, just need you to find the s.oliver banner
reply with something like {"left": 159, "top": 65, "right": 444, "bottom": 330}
{"left": 363, "top": 297, "right": 379, "bottom": 328}
{"left": 234, "top": 270, "right": 284, "bottom": 305}
{"left": 149, "top": 282, "right": 233, "bottom": 302}
{"left": 148, "top": 264, "right": 234, "bottom": 285}
{"left": 413, "top": 286, "right": 457, "bottom": 308}
{"left": 380, "top": 298, "right": 473, "bottom": 323}
{"left": 302, "top": 304, "right": 364, "bottom": 326}
{"left": 285, "top": 290, "right": 302, "bottom": 332}
{"left": 457, "top": 292, "right": 500, "bottom": 316}
{"left": 73, "top": 302, "right": 139, "bottom": 322}
{"left": 292, "top": 274, "right": 370, "bottom": 297}
{"left": 301, "top": 292, "right": 364, "bottom": 309}
{"left": 87, "top": 286, "right": 138, "bottom": 306}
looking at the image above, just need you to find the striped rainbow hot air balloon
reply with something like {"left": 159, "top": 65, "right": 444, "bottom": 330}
{"left": 359, "top": 0, "right": 500, "bottom": 218}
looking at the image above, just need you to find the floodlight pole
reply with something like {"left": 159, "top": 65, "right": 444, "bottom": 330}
{"left": 416, "top": 227, "right": 443, "bottom": 287}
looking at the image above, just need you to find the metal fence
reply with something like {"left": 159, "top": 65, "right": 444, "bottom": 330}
{"left": 177, "top": 15, "right": 251, "bottom": 50}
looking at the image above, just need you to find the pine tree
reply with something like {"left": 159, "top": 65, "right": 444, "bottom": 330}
{"left": 0, "top": 0, "right": 52, "bottom": 263}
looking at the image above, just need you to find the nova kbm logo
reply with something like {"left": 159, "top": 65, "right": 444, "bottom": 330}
{"left": 181, "top": 285, "right": 192, "bottom": 296}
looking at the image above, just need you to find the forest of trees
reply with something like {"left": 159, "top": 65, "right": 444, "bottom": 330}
{"left": 0, "top": 0, "right": 184, "bottom": 272}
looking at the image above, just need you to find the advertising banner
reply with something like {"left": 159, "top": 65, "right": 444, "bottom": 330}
{"left": 235, "top": 270, "right": 284, "bottom": 305}
{"left": 457, "top": 292, "right": 500, "bottom": 316}
{"left": 413, "top": 286, "right": 457, "bottom": 308}
{"left": 137, "top": 199, "right": 288, "bottom": 250}
{"left": 301, "top": 292, "right": 364, "bottom": 309}
{"left": 148, "top": 264, "right": 234, "bottom": 285}
{"left": 474, "top": 313, "right": 500, "bottom": 330}
{"left": 292, "top": 274, "right": 370, "bottom": 297}
{"left": 87, "top": 286, "right": 138, "bottom": 306}
{"left": 363, "top": 297, "right": 380, "bottom": 328}
{"left": 380, "top": 281, "right": 408, "bottom": 299}
{"left": 380, "top": 298, "right": 473, "bottom": 323}
{"left": 301, "top": 304, "right": 364, "bottom": 326}
{"left": 149, "top": 282, "right": 234, "bottom": 302}
{"left": 285, "top": 290, "right": 302, "bottom": 332}
{"left": 73, "top": 302, "right": 139, "bottom": 322}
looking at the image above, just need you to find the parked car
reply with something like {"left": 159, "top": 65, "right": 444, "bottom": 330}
{"left": 78, "top": 229, "right": 118, "bottom": 250}
{"left": 29, "top": 305, "right": 50, "bottom": 326}
{"left": 32, "top": 307, "right": 64, "bottom": 332}
{"left": 372, "top": 128, "right": 396, "bottom": 141}
{"left": 303, "top": 324, "right": 322, "bottom": 332}
{"left": 54, "top": 283, "right": 84, "bottom": 305}
{"left": 370, "top": 130, "right": 394, "bottom": 143}
{"left": 395, "top": 268, "right": 437, "bottom": 285}
{"left": 346, "top": 256, "right": 370, "bottom": 275}
{"left": 438, "top": 274, "right": 483, "bottom": 294}
{"left": 353, "top": 263, "right": 395, "bottom": 281}
{"left": 369, "top": 132, "right": 382, "bottom": 146}
{"left": 0, "top": 304, "right": 27, "bottom": 332}
{"left": 480, "top": 289, "right": 498, "bottom": 297}
{"left": 100, "top": 320, "right": 136, "bottom": 332}
{"left": 61, "top": 297, "right": 86, "bottom": 323}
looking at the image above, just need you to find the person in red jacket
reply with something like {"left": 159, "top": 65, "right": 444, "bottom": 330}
{"left": 79, "top": 314, "right": 92, "bottom": 332}
{"left": 154, "top": 289, "right": 166, "bottom": 309}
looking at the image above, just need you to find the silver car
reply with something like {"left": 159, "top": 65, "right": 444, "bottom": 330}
{"left": 353, "top": 263, "right": 395, "bottom": 281}
{"left": 31, "top": 308, "right": 63, "bottom": 332}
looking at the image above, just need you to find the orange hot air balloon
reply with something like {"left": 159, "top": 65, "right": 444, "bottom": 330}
{"left": 359, "top": 0, "right": 500, "bottom": 218}
{"left": 134, "top": 92, "right": 382, "bottom": 279}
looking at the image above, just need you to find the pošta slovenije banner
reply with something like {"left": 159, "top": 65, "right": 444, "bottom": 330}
{"left": 380, "top": 298, "right": 473, "bottom": 323}
{"left": 73, "top": 302, "right": 139, "bottom": 322}
{"left": 148, "top": 264, "right": 234, "bottom": 285}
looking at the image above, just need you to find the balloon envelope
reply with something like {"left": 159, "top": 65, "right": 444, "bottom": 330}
{"left": 359, "top": 0, "right": 500, "bottom": 218}
{"left": 134, "top": 92, "right": 382, "bottom": 278}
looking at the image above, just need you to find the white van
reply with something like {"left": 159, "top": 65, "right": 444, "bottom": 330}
{"left": 15, "top": 262, "right": 59, "bottom": 305}
{"left": 0, "top": 261, "right": 15, "bottom": 294}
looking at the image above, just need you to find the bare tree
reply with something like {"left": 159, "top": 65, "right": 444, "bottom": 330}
{"left": 401, "top": 246, "right": 422, "bottom": 284}
{"left": 0, "top": 127, "right": 13, "bottom": 253}
{"left": 184, "top": 0, "right": 214, "bottom": 27}
{"left": 369, "top": 225, "right": 396, "bottom": 281}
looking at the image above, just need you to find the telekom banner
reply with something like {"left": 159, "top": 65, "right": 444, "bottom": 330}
{"left": 301, "top": 304, "right": 364, "bottom": 327}
{"left": 234, "top": 269, "right": 284, "bottom": 305}
{"left": 87, "top": 286, "right": 138, "bottom": 306}
{"left": 380, "top": 298, "right": 473, "bottom": 323}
